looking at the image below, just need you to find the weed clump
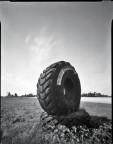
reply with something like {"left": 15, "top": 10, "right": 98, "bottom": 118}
{"left": 42, "top": 122, "right": 112, "bottom": 144}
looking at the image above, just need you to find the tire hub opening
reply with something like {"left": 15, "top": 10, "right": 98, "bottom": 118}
{"left": 63, "top": 78, "right": 75, "bottom": 100}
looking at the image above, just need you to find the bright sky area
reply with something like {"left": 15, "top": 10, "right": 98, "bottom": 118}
{"left": 1, "top": 2, "right": 112, "bottom": 96}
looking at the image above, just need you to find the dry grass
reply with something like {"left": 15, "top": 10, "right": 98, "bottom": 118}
{"left": 80, "top": 101, "right": 112, "bottom": 119}
{"left": 1, "top": 97, "right": 112, "bottom": 144}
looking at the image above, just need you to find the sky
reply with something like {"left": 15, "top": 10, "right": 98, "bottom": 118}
{"left": 1, "top": 2, "right": 113, "bottom": 96}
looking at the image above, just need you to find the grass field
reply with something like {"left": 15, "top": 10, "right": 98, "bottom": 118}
{"left": 1, "top": 97, "right": 112, "bottom": 144}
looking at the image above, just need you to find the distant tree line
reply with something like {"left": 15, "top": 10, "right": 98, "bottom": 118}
{"left": 82, "top": 92, "right": 109, "bottom": 97}
{"left": 6, "top": 91, "right": 109, "bottom": 98}
{"left": 6, "top": 92, "right": 19, "bottom": 98}
{"left": 6, "top": 92, "right": 36, "bottom": 98}
{"left": 21, "top": 93, "right": 36, "bottom": 97}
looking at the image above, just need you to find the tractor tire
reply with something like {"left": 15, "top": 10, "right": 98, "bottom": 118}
{"left": 40, "top": 109, "right": 91, "bottom": 131}
{"left": 40, "top": 111, "right": 59, "bottom": 131}
{"left": 37, "top": 61, "right": 81, "bottom": 116}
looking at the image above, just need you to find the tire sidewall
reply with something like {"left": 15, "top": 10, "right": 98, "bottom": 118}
{"left": 51, "top": 63, "right": 81, "bottom": 115}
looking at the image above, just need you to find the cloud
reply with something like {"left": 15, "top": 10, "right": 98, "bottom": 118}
{"left": 29, "top": 29, "right": 57, "bottom": 75}
{"left": 25, "top": 33, "right": 31, "bottom": 44}
{"left": 1, "top": 28, "right": 61, "bottom": 96}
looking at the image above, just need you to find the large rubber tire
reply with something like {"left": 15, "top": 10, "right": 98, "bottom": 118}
{"left": 40, "top": 111, "right": 59, "bottom": 131}
{"left": 40, "top": 109, "right": 91, "bottom": 131}
{"left": 37, "top": 61, "right": 81, "bottom": 116}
